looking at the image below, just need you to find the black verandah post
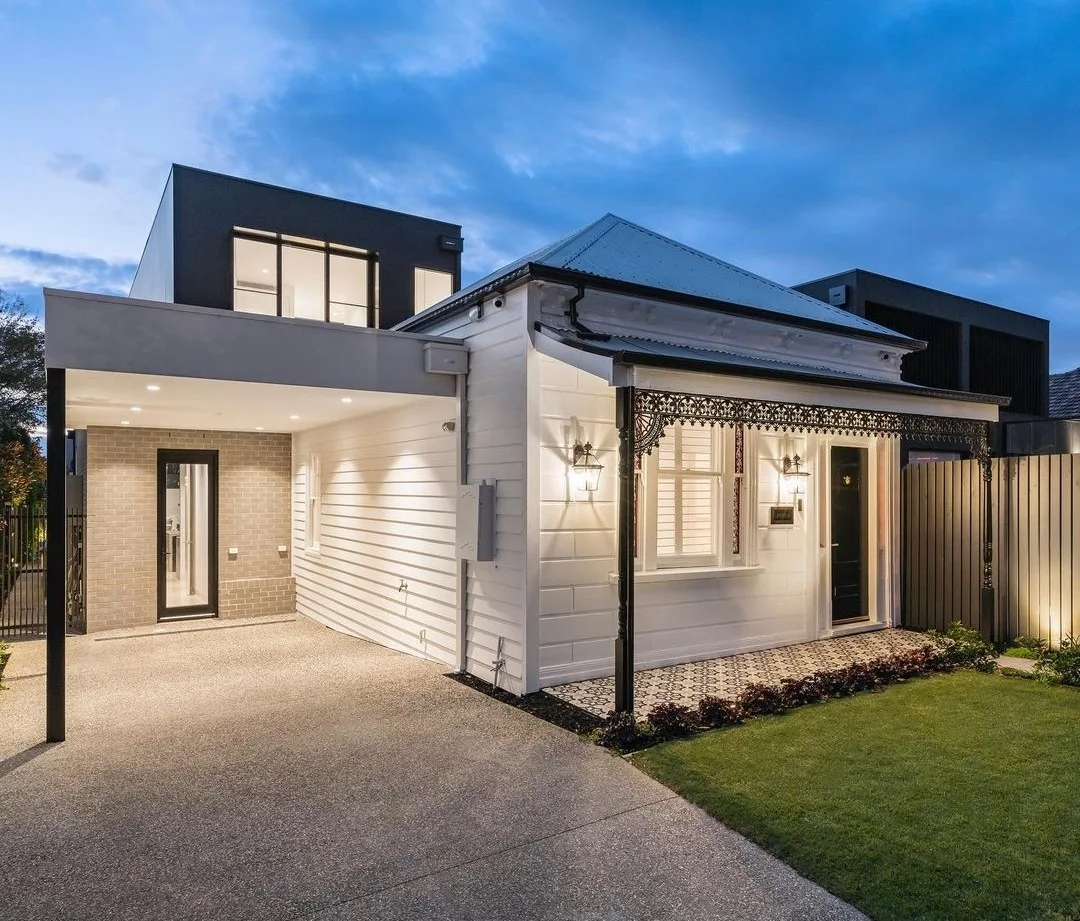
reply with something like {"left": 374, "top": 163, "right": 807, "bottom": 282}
{"left": 46, "top": 367, "right": 66, "bottom": 742}
{"left": 614, "top": 385, "right": 636, "bottom": 713}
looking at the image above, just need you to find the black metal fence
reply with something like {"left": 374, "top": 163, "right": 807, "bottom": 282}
{"left": 0, "top": 507, "right": 86, "bottom": 638}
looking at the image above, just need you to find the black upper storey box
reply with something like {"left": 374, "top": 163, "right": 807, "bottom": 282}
{"left": 795, "top": 269, "right": 1049, "bottom": 421}
{"left": 130, "top": 165, "right": 463, "bottom": 330}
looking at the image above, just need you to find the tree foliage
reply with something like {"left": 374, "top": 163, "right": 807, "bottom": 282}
{"left": 0, "top": 289, "right": 46, "bottom": 506}
{"left": 0, "top": 432, "right": 45, "bottom": 507}
{"left": 0, "top": 288, "right": 45, "bottom": 440}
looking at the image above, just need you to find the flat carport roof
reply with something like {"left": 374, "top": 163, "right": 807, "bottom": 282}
{"left": 44, "top": 289, "right": 466, "bottom": 396}
{"left": 41, "top": 289, "right": 469, "bottom": 742}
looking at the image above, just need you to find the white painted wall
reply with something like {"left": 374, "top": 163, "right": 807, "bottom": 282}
{"left": 419, "top": 288, "right": 531, "bottom": 693}
{"left": 531, "top": 349, "right": 892, "bottom": 688}
{"left": 291, "top": 396, "right": 460, "bottom": 666}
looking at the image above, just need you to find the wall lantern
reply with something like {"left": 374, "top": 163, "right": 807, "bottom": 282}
{"left": 572, "top": 442, "right": 603, "bottom": 492}
{"left": 782, "top": 454, "right": 811, "bottom": 510}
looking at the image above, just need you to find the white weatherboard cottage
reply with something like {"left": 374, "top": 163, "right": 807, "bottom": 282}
{"left": 395, "top": 215, "right": 1000, "bottom": 700}
{"left": 45, "top": 214, "right": 1000, "bottom": 718}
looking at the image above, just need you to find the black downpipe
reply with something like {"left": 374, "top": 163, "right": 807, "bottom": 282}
{"left": 566, "top": 285, "right": 610, "bottom": 341}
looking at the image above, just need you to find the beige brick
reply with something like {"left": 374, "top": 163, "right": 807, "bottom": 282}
{"left": 86, "top": 426, "right": 295, "bottom": 631}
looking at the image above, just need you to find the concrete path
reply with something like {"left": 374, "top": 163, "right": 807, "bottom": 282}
{"left": 997, "top": 654, "right": 1037, "bottom": 672}
{"left": 0, "top": 616, "right": 864, "bottom": 921}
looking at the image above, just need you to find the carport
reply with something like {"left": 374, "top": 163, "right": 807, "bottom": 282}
{"left": 43, "top": 289, "right": 468, "bottom": 741}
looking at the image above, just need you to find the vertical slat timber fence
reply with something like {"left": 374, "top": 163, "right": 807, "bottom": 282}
{"left": 903, "top": 455, "right": 1080, "bottom": 646}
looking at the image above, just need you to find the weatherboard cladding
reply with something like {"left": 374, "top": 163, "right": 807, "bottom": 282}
{"left": 401, "top": 214, "right": 914, "bottom": 343}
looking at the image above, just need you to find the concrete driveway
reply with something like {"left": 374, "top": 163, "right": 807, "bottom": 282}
{"left": 0, "top": 616, "right": 864, "bottom": 921}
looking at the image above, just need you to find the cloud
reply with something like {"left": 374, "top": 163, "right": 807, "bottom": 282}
{"left": 0, "top": 246, "right": 136, "bottom": 296}
{"left": 4, "top": 0, "right": 1080, "bottom": 372}
{"left": 0, "top": 0, "right": 299, "bottom": 262}
{"left": 47, "top": 154, "right": 109, "bottom": 186}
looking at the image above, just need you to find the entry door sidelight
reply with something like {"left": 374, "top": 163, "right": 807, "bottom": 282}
{"left": 830, "top": 446, "right": 869, "bottom": 624}
{"left": 157, "top": 450, "right": 219, "bottom": 620}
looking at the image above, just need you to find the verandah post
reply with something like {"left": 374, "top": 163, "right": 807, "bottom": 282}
{"left": 614, "top": 385, "right": 636, "bottom": 713}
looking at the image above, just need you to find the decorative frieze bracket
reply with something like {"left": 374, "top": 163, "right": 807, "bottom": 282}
{"left": 633, "top": 388, "right": 990, "bottom": 462}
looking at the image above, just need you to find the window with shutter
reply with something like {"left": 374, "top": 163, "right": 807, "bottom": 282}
{"left": 654, "top": 423, "right": 720, "bottom": 568}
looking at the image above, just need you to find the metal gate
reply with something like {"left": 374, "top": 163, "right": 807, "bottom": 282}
{"left": 902, "top": 455, "right": 1080, "bottom": 646}
{"left": 0, "top": 507, "right": 86, "bottom": 638}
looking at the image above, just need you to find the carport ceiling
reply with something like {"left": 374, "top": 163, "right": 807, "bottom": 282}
{"left": 66, "top": 370, "right": 437, "bottom": 433}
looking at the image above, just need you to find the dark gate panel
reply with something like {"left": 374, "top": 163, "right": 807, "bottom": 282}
{"left": 901, "top": 459, "right": 985, "bottom": 633}
{"left": 0, "top": 508, "right": 86, "bottom": 638}
{"left": 903, "top": 455, "right": 1080, "bottom": 645}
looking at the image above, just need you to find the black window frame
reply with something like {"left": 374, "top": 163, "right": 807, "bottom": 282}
{"left": 233, "top": 229, "right": 379, "bottom": 327}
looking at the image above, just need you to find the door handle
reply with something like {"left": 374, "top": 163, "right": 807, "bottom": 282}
{"left": 831, "top": 542, "right": 840, "bottom": 547}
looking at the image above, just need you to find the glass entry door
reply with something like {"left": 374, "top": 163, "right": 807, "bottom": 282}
{"left": 830, "top": 445, "right": 869, "bottom": 624}
{"left": 157, "top": 450, "right": 218, "bottom": 620}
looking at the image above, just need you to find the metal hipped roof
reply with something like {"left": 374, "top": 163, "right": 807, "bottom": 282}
{"left": 400, "top": 214, "right": 921, "bottom": 347}
{"left": 535, "top": 322, "right": 1010, "bottom": 407}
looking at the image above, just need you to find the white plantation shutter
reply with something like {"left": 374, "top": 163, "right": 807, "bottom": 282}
{"left": 655, "top": 424, "right": 719, "bottom": 564}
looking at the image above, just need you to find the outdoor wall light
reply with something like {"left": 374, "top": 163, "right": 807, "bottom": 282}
{"left": 572, "top": 442, "right": 603, "bottom": 492}
{"left": 782, "top": 454, "right": 811, "bottom": 510}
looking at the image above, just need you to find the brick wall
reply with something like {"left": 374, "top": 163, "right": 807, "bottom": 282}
{"left": 86, "top": 427, "right": 295, "bottom": 631}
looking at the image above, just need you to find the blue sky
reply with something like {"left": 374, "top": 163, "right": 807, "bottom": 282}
{"left": 2, "top": 0, "right": 1079, "bottom": 368}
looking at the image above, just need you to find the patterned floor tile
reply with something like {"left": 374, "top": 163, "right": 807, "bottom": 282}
{"left": 543, "top": 628, "right": 931, "bottom": 717}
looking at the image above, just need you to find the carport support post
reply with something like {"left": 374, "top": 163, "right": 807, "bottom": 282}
{"left": 46, "top": 367, "right": 66, "bottom": 743}
{"left": 614, "top": 385, "right": 636, "bottom": 714}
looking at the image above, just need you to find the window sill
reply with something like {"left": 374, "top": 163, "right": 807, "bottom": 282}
{"left": 608, "top": 565, "right": 764, "bottom": 584}
{"left": 304, "top": 545, "right": 321, "bottom": 557}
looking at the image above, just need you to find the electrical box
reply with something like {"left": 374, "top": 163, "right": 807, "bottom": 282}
{"left": 457, "top": 482, "right": 496, "bottom": 561}
{"left": 424, "top": 342, "right": 468, "bottom": 375}
{"left": 828, "top": 284, "right": 848, "bottom": 307}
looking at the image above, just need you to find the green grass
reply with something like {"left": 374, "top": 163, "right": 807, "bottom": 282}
{"left": 634, "top": 672, "right": 1080, "bottom": 921}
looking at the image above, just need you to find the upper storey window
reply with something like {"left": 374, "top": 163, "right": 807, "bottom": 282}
{"left": 414, "top": 266, "right": 454, "bottom": 313}
{"left": 233, "top": 229, "right": 378, "bottom": 327}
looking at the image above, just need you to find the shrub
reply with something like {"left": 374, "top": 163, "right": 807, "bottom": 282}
{"left": 696, "top": 696, "right": 742, "bottom": 729}
{"left": 737, "top": 682, "right": 787, "bottom": 716}
{"left": 1035, "top": 635, "right": 1080, "bottom": 687}
{"left": 646, "top": 702, "right": 698, "bottom": 739}
{"left": 594, "top": 710, "right": 648, "bottom": 752}
{"left": 590, "top": 645, "right": 951, "bottom": 751}
{"left": 1014, "top": 635, "right": 1048, "bottom": 653}
{"left": 927, "top": 621, "right": 997, "bottom": 672}
{"left": 777, "top": 674, "right": 828, "bottom": 707}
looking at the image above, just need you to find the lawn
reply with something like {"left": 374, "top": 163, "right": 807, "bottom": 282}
{"left": 634, "top": 671, "right": 1080, "bottom": 921}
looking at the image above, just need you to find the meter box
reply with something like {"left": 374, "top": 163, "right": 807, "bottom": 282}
{"left": 456, "top": 482, "right": 495, "bottom": 561}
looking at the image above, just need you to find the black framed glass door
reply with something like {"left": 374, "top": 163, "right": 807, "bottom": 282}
{"left": 830, "top": 445, "right": 869, "bottom": 624}
{"left": 157, "top": 450, "right": 218, "bottom": 620}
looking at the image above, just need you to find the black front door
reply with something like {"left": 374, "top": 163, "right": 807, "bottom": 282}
{"left": 157, "top": 449, "right": 219, "bottom": 620}
{"left": 830, "top": 446, "right": 868, "bottom": 624}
